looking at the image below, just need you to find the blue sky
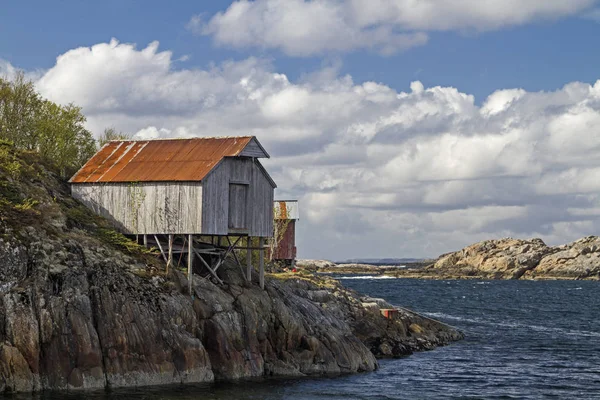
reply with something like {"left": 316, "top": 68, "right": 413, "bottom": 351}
{"left": 3, "top": 1, "right": 600, "bottom": 259}
{"left": 3, "top": 1, "right": 600, "bottom": 101}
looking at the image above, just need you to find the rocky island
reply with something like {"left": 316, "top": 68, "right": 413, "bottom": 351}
{"left": 301, "top": 237, "right": 600, "bottom": 281}
{"left": 387, "top": 237, "right": 600, "bottom": 280}
{"left": 0, "top": 143, "right": 462, "bottom": 393}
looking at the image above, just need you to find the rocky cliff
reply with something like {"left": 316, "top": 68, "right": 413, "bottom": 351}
{"left": 0, "top": 143, "right": 462, "bottom": 393}
{"left": 399, "top": 237, "right": 600, "bottom": 280}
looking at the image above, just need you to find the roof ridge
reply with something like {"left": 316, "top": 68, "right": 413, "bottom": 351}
{"left": 107, "top": 135, "right": 254, "bottom": 142}
{"left": 71, "top": 135, "right": 267, "bottom": 183}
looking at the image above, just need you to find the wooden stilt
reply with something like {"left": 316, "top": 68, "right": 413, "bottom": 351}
{"left": 143, "top": 234, "right": 148, "bottom": 247}
{"left": 227, "top": 236, "right": 246, "bottom": 280}
{"left": 210, "top": 236, "right": 242, "bottom": 274}
{"left": 246, "top": 237, "right": 252, "bottom": 281}
{"left": 153, "top": 235, "right": 168, "bottom": 263}
{"left": 193, "top": 248, "right": 225, "bottom": 285}
{"left": 177, "top": 235, "right": 186, "bottom": 268}
{"left": 188, "top": 234, "right": 193, "bottom": 295}
{"left": 166, "top": 234, "right": 173, "bottom": 275}
{"left": 259, "top": 237, "right": 265, "bottom": 290}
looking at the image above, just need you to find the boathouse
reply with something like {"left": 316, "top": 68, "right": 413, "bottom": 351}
{"left": 272, "top": 200, "right": 299, "bottom": 266}
{"left": 70, "top": 136, "right": 276, "bottom": 289}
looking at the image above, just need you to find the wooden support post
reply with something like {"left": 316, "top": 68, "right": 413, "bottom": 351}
{"left": 227, "top": 236, "right": 246, "bottom": 280}
{"left": 246, "top": 237, "right": 252, "bottom": 281}
{"left": 143, "top": 234, "right": 147, "bottom": 247}
{"left": 211, "top": 236, "right": 242, "bottom": 275}
{"left": 188, "top": 234, "right": 193, "bottom": 295}
{"left": 192, "top": 248, "right": 225, "bottom": 285}
{"left": 259, "top": 237, "right": 265, "bottom": 290}
{"left": 177, "top": 235, "right": 186, "bottom": 268}
{"left": 154, "top": 235, "right": 168, "bottom": 263}
{"left": 166, "top": 234, "right": 173, "bottom": 275}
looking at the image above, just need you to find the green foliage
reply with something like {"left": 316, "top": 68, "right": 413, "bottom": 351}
{"left": 96, "top": 228, "right": 155, "bottom": 254}
{"left": 13, "top": 198, "right": 39, "bottom": 212}
{"left": 0, "top": 73, "right": 96, "bottom": 178}
{"left": 0, "top": 144, "right": 22, "bottom": 179}
{"left": 98, "top": 127, "right": 131, "bottom": 148}
{"left": 64, "top": 205, "right": 154, "bottom": 255}
{"left": 65, "top": 206, "right": 101, "bottom": 229}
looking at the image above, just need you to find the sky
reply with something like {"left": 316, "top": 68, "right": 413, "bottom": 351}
{"left": 2, "top": 0, "right": 600, "bottom": 260}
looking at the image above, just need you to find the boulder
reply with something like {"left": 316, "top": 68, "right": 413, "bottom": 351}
{"left": 526, "top": 236, "right": 600, "bottom": 280}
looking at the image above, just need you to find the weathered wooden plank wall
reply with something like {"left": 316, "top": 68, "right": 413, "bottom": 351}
{"left": 239, "top": 137, "right": 268, "bottom": 158}
{"left": 72, "top": 157, "right": 275, "bottom": 237}
{"left": 71, "top": 182, "right": 203, "bottom": 234}
{"left": 251, "top": 161, "right": 274, "bottom": 237}
{"left": 228, "top": 183, "right": 248, "bottom": 229}
{"left": 273, "top": 220, "right": 296, "bottom": 260}
{"left": 202, "top": 157, "right": 274, "bottom": 237}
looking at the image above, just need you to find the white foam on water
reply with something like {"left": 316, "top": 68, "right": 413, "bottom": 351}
{"left": 424, "top": 312, "right": 600, "bottom": 338}
{"left": 423, "top": 312, "right": 482, "bottom": 324}
{"left": 337, "top": 275, "right": 397, "bottom": 280}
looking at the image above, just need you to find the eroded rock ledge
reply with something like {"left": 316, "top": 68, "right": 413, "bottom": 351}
{"left": 393, "top": 236, "right": 600, "bottom": 280}
{"left": 0, "top": 230, "right": 462, "bottom": 393}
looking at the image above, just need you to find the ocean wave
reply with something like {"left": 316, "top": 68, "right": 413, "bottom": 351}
{"left": 423, "top": 312, "right": 600, "bottom": 338}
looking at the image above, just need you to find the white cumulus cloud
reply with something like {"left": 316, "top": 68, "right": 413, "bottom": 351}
{"left": 4, "top": 39, "right": 600, "bottom": 259}
{"left": 191, "top": 0, "right": 597, "bottom": 56}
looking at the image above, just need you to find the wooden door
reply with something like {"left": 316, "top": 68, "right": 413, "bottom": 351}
{"left": 228, "top": 183, "right": 248, "bottom": 230}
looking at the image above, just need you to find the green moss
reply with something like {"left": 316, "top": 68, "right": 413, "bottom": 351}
{"left": 267, "top": 271, "right": 340, "bottom": 289}
{"left": 95, "top": 228, "right": 154, "bottom": 255}
{"left": 65, "top": 206, "right": 102, "bottom": 230}
{"left": 0, "top": 143, "right": 165, "bottom": 273}
{"left": 13, "top": 198, "right": 39, "bottom": 212}
{"left": 0, "top": 181, "right": 22, "bottom": 205}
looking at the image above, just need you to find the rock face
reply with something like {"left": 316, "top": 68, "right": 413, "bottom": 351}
{"left": 405, "top": 237, "right": 600, "bottom": 280}
{"left": 0, "top": 144, "right": 463, "bottom": 393}
{"left": 0, "top": 233, "right": 462, "bottom": 393}
{"left": 430, "top": 238, "right": 553, "bottom": 279}
{"left": 526, "top": 236, "right": 600, "bottom": 279}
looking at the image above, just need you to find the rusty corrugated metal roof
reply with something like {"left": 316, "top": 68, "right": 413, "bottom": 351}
{"left": 274, "top": 200, "right": 299, "bottom": 220}
{"left": 70, "top": 136, "right": 256, "bottom": 183}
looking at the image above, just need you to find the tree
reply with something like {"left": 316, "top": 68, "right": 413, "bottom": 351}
{"left": 98, "top": 127, "right": 131, "bottom": 148}
{"left": 36, "top": 102, "right": 96, "bottom": 177}
{"left": 0, "top": 73, "right": 96, "bottom": 177}
{"left": 0, "top": 72, "right": 42, "bottom": 148}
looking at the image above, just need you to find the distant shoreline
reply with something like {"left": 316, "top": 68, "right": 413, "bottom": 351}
{"left": 299, "top": 235, "right": 600, "bottom": 281}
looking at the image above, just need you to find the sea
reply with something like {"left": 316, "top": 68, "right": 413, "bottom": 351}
{"left": 15, "top": 277, "right": 600, "bottom": 400}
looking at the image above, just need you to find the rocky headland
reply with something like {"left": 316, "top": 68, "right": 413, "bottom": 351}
{"left": 298, "top": 260, "right": 405, "bottom": 274}
{"left": 298, "top": 260, "right": 427, "bottom": 274}
{"left": 0, "top": 144, "right": 462, "bottom": 393}
{"left": 391, "top": 237, "right": 600, "bottom": 280}
{"left": 300, "top": 236, "right": 600, "bottom": 281}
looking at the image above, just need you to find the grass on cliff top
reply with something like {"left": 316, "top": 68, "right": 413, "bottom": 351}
{"left": 0, "top": 141, "right": 44, "bottom": 226}
{"left": 0, "top": 142, "right": 158, "bottom": 262}
{"left": 267, "top": 269, "right": 341, "bottom": 289}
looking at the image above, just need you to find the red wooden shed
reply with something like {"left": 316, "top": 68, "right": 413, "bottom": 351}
{"left": 272, "top": 200, "right": 299, "bottom": 265}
